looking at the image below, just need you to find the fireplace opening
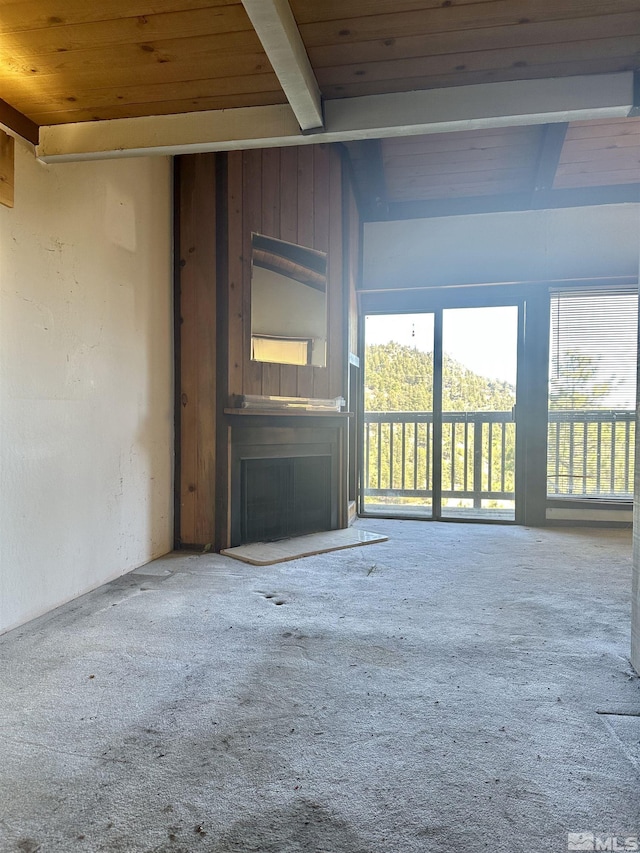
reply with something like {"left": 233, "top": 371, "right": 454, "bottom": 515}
{"left": 241, "top": 455, "right": 331, "bottom": 543}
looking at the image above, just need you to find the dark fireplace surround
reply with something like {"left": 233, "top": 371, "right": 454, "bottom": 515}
{"left": 228, "top": 417, "right": 347, "bottom": 546}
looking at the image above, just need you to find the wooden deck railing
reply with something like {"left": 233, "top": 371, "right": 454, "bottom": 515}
{"left": 363, "top": 409, "right": 635, "bottom": 505}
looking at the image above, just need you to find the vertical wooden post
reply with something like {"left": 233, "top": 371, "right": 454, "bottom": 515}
{"left": 176, "top": 154, "right": 217, "bottom": 547}
{"left": 0, "top": 130, "right": 15, "bottom": 209}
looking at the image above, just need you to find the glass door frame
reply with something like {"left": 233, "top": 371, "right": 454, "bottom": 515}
{"left": 359, "top": 287, "right": 527, "bottom": 524}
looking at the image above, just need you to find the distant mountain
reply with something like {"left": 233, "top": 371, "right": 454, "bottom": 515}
{"left": 365, "top": 342, "right": 516, "bottom": 412}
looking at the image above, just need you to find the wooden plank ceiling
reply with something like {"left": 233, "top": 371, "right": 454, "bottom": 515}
{"left": 0, "top": 1, "right": 284, "bottom": 125}
{"left": 292, "top": 0, "right": 640, "bottom": 98}
{"left": 345, "top": 116, "right": 640, "bottom": 219}
{"left": 0, "top": 1, "right": 639, "bottom": 212}
{"left": 0, "top": 0, "right": 638, "bottom": 126}
{"left": 555, "top": 118, "right": 640, "bottom": 189}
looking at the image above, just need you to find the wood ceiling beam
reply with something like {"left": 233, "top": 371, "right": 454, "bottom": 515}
{"left": 240, "top": 0, "right": 323, "bottom": 132}
{"left": 36, "top": 73, "right": 635, "bottom": 163}
{"left": 345, "top": 139, "right": 389, "bottom": 219}
{"left": 0, "top": 98, "right": 38, "bottom": 146}
{"left": 532, "top": 123, "right": 569, "bottom": 192}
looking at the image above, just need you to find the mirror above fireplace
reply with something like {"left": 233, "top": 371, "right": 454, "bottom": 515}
{"left": 250, "top": 233, "right": 327, "bottom": 368}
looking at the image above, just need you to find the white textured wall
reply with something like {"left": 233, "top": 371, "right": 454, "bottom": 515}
{"left": 364, "top": 204, "right": 640, "bottom": 289}
{"left": 0, "top": 141, "right": 173, "bottom": 634}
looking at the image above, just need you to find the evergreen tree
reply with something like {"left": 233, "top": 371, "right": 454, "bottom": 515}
{"left": 364, "top": 342, "right": 515, "bottom": 412}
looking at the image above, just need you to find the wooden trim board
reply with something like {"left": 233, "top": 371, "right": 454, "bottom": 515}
{"left": 221, "top": 528, "right": 387, "bottom": 565}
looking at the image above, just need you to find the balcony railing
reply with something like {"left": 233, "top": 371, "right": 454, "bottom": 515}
{"left": 547, "top": 409, "right": 635, "bottom": 499}
{"left": 363, "top": 410, "right": 514, "bottom": 509}
{"left": 363, "top": 409, "right": 635, "bottom": 510}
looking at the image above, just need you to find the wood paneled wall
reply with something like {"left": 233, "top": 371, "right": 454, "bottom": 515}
{"left": 176, "top": 143, "right": 358, "bottom": 548}
{"left": 176, "top": 154, "right": 218, "bottom": 547}
{"left": 225, "top": 144, "right": 346, "bottom": 403}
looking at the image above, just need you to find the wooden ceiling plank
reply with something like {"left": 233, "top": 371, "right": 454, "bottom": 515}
{"left": 384, "top": 149, "right": 538, "bottom": 170}
{"left": 558, "top": 137, "right": 640, "bottom": 155}
{"left": 321, "top": 56, "right": 640, "bottom": 100}
{"left": 556, "top": 161, "right": 640, "bottom": 178}
{"left": 316, "top": 35, "right": 640, "bottom": 89}
{"left": 390, "top": 184, "right": 527, "bottom": 201}
{"left": 389, "top": 168, "right": 530, "bottom": 188}
{"left": 307, "top": 12, "right": 640, "bottom": 69}
{"left": 291, "top": 0, "right": 492, "bottom": 25}
{"left": 385, "top": 145, "right": 540, "bottom": 168}
{"left": 36, "top": 73, "right": 635, "bottom": 162}
{"left": 240, "top": 0, "right": 322, "bottom": 130}
{"left": 29, "top": 91, "right": 287, "bottom": 124}
{"left": 389, "top": 190, "right": 530, "bottom": 203}
{"left": 0, "top": 0, "right": 241, "bottom": 34}
{"left": 0, "top": 57, "right": 275, "bottom": 103}
{"left": 387, "top": 140, "right": 539, "bottom": 157}
{"left": 557, "top": 153, "right": 640, "bottom": 173}
{"left": 0, "top": 8, "right": 254, "bottom": 58}
{"left": 386, "top": 161, "right": 537, "bottom": 180}
{"left": 298, "top": 1, "right": 640, "bottom": 47}
{"left": 385, "top": 139, "right": 537, "bottom": 155}
{"left": 555, "top": 171, "right": 640, "bottom": 188}
{"left": 568, "top": 116, "right": 640, "bottom": 127}
{"left": 0, "top": 32, "right": 270, "bottom": 80}
{"left": 12, "top": 71, "right": 283, "bottom": 112}
{"left": 385, "top": 149, "right": 539, "bottom": 166}
{"left": 565, "top": 122, "right": 640, "bottom": 140}
{"left": 391, "top": 183, "right": 529, "bottom": 200}
{"left": 559, "top": 141, "right": 640, "bottom": 160}
{"left": 388, "top": 171, "right": 530, "bottom": 186}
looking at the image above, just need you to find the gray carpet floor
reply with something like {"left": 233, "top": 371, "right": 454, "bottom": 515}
{"left": 1, "top": 520, "right": 639, "bottom": 852}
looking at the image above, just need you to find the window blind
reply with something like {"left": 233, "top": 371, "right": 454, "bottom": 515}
{"left": 547, "top": 287, "right": 638, "bottom": 500}
{"left": 549, "top": 288, "right": 638, "bottom": 412}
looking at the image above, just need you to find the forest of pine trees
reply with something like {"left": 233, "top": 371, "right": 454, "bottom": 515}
{"left": 364, "top": 341, "right": 515, "bottom": 413}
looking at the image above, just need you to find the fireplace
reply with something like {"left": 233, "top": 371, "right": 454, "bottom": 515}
{"left": 227, "top": 416, "right": 347, "bottom": 547}
{"left": 241, "top": 455, "right": 331, "bottom": 543}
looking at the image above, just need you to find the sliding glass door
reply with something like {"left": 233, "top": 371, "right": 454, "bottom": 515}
{"left": 441, "top": 306, "right": 518, "bottom": 520}
{"left": 362, "top": 303, "right": 519, "bottom": 521}
{"left": 362, "top": 313, "right": 435, "bottom": 518}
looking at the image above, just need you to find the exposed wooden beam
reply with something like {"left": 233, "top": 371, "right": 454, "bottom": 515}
{"left": 0, "top": 98, "right": 38, "bottom": 146}
{"left": 345, "top": 139, "right": 388, "bottom": 219}
{"left": 240, "top": 0, "right": 323, "bottom": 132}
{"left": 381, "top": 184, "right": 640, "bottom": 221}
{"left": 532, "top": 123, "right": 568, "bottom": 192}
{"left": 628, "top": 69, "right": 640, "bottom": 118}
{"left": 36, "top": 73, "right": 635, "bottom": 163}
